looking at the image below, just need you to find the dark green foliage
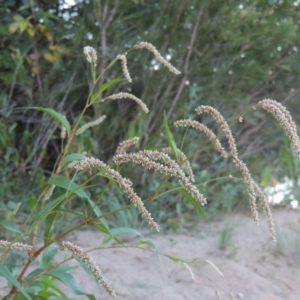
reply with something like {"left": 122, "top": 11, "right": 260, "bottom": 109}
{"left": 1, "top": 0, "right": 300, "bottom": 217}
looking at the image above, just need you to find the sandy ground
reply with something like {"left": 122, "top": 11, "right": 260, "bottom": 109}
{"left": 1, "top": 209, "right": 300, "bottom": 299}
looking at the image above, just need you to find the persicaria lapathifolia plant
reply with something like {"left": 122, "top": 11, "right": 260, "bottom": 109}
{"left": 2, "top": 42, "right": 300, "bottom": 299}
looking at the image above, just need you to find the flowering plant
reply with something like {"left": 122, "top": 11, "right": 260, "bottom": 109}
{"left": 2, "top": 42, "right": 299, "bottom": 300}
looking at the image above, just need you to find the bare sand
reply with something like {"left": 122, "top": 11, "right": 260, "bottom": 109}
{"left": 62, "top": 209, "right": 300, "bottom": 299}
{"left": 1, "top": 209, "right": 300, "bottom": 299}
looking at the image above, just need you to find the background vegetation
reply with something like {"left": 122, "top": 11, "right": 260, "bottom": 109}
{"left": 1, "top": 0, "right": 300, "bottom": 227}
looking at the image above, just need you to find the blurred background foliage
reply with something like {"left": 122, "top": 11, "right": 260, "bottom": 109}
{"left": 1, "top": 0, "right": 300, "bottom": 228}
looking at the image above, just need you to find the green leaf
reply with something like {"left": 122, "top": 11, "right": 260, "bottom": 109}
{"left": 47, "top": 270, "right": 88, "bottom": 296}
{"left": 163, "top": 111, "right": 178, "bottom": 160}
{"left": 40, "top": 277, "right": 68, "bottom": 299}
{"left": 102, "top": 227, "right": 142, "bottom": 245}
{"left": 280, "top": 145, "right": 293, "bottom": 172}
{"left": 0, "top": 264, "right": 31, "bottom": 300}
{"left": 39, "top": 246, "right": 58, "bottom": 268}
{"left": 49, "top": 176, "right": 87, "bottom": 200}
{"left": 90, "top": 78, "right": 123, "bottom": 104}
{"left": 165, "top": 254, "right": 189, "bottom": 264}
{"left": 24, "top": 281, "right": 44, "bottom": 295}
{"left": 29, "top": 107, "right": 70, "bottom": 134}
{"left": 49, "top": 176, "right": 110, "bottom": 230}
{"left": 261, "top": 165, "right": 271, "bottom": 187}
{"left": 63, "top": 153, "right": 86, "bottom": 166}
{"left": 28, "top": 198, "right": 38, "bottom": 211}
{"left": 43, "top": 212, "right": 59, "bottom": 244}
{"left": 163, "top": 182, "right": 207, "bottom": 220}
{"left": 2, "top": 293, "right": 48, "bottom": 300}
{"left": 127, "top": 121, "right": 136, "bottom": 139}
{"left": 138, "top": 240, "right": 158, "bottom": 259}
{"left": 85, "top": 198, "right": 110, "bottom": 229}
{"left": 50, "top": 176, "right": 110, "bottom": 226}
{"left": 164, "top": 255, "right": 196, "bottom": 280}
{"left": 30, "top": 195, "right": 65, "bottom": 232}
{"left": 178, "top": 188, "right": 207, "bottom": 221}
{"left": 0, "top": 221, "right": 22, "bottom": 234}
{"left": 23, "top": 268, "right": 44, "bottom": 282}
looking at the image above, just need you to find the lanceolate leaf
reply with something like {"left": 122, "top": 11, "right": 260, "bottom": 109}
{"left": 138, "top": 240, "right": 158, "bottom": 259}
{"left": 163, "top": 111, "right": 178, "bottom": 160}
{"left": 164, "top": 183, "right": 207, "bottom": 220}
{"left": 178, "top": 188, "right": 207, "bottom": 220}
{"left": 47, "top": 270, "right": 88, "bottom": 295}
{"left": 63, "top": 153, "right": 86, "bottom": 166}
{"left": 0, "top": 264, "right": 31, "bottom": 300}
{"left": 0, "top": 221, "right": 22, "bottom": 234}
{"left": 30, "top": 194, "right": 65, "bottom": 232}
{"left": 29, "top": 107, "right": 70, "bottom": 134}
{"left": 49, "top": 176, "right": 110, "bottom": 230}
{"left": 39, "top": 246, "right": 58, "bottom": 268}
{"left": 90, "top": 78, "right": 123, "bottom": 104}
{"left": 49, "top": 176, "right": 87, "bottom": 199}
{"left": 102, "top": 227, "right": 142, "bottom": 245}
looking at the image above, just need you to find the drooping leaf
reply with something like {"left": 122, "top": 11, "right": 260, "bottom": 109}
{"left": 102, "top": 227, "right": 142, "bottom": 245}
{"left": 177, "top": 187, "right": 207, "bottom": 221}
{"left": 164, "top": 183, "right": 207, "bottom": 220}
{"left": 29, "top": 107, "right": 70, "bottom": 134}
{"left": 0, "top": 221, "right": 22, "bottom": 234}
{"left": 138, "top": 240, "right": 158, "bottom": 259}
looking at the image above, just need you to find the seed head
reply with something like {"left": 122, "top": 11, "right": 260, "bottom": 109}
{"left": 117, "top": 54, "right": 132, "bottom": 82}
{"left": 75, "top": 115, "right": 106, "bottom": 136}
{"left": 83, "top": 46, "right": 97, "bottom": 66}
{"left": 60, "top": 241, "right": 116, "bottom": 298}
{"left": 107, "top": 93, "right": 149, "bottom": 113}
{"left": 133, "top": 42, "right": 181, "bottom": 75}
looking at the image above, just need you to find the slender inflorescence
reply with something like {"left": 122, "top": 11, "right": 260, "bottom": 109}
{"left": 174, "top": 119, "right": 228, "bottom": 158}
{"left": 253, "top": 182, "right": 276, "bottom": 243}
{"left": 113, "top": 150, "right": 207, "bottom": 206}
{"left": 83, "top": 46, "right": 97, "bottom": 66}
{"left": 75, "top": 115, "right": 106, "bottom": 136}
{"left": 73, "top": 157, "right": 159, "bottom": 231}
{"left": 195, "top": 105, "right": 276, "bottom": 241}
{"left": 195, "top": 106, "right": 238, "bottom": 158}
{"left": 115, "top": 137, "right": 139, "bottom": 155}
{"left": 258, "top": 99, "right": 300, "bottom": 161}
{"left": 0, "top": 240, "right": 33, "bottom": 251}
{"left": 162, "top": 147, "right": 195, "bottom": 182}
{"left": 42, "top": 185, "right": 55, "bottom": 202}
{"left": 61, "top": 126, "right": 66, "bottom": 140}
{"left": 106, "top": 93, "right": 149, "bottom": 114}
{"left": 60, "top": 241, "right": 116, "bottom": 298}
{"left": 133, "top": 42, "right": 181, "bottom": 75}
{"left": 232, "top": 158, "right": 259, "bottom": 224}
{"left": 117, "top": 54, "right": 132, "bottom": 83}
